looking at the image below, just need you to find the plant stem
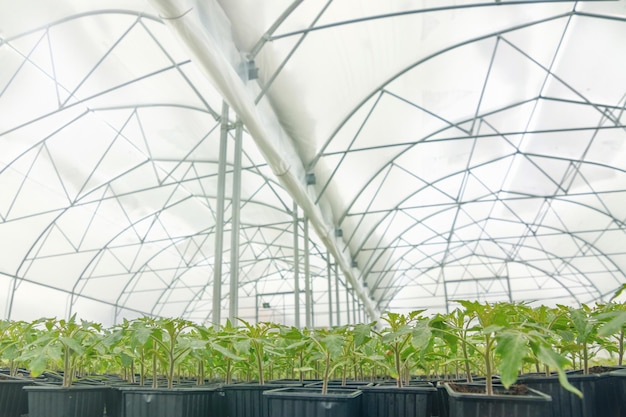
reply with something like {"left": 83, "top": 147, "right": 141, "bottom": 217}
{"left": 583, "top": 344, "right": 589, "bottom": 375}
{"left": 255, "top": 344, "right": 264, "bottom": 385}
{"left": 617, "top": 329, "right": 624, "bottom": 366}
{"left": 322, "top": 352, "right": 331, "bottom": 395}
{"left": 152, "top": 340, "right": 158, "bottom": 389}
{"left": 63, "top": 345, "right": 71, "bottom": 387}
{"left": 484, "top": 335, "right": 493, "bottom": 396}
{"left": 394, "top": 344, "right": 402, "bottom": 388}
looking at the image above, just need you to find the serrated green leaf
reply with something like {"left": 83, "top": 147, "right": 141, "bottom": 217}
{"left": 534, "top": 344, "right": 583, "bottom": 398}
{"left": 59, "top": 336, "right": 84, "bottom": 355}
{"left": 598, "top": 311, "right": 626, "bottom": 337}
{"left": 495, "top": 331, "right": 527, "bottom": 388}
{"left": 411, "top": 321, "right": 431, "bottom": 350}
{"left": 234, "top": 338, "right": 251, "bottom": 353}
{"left": 353, "top": 323, "right": 372, "bottom": 347}
{"left": 321, "top": 333, "right": 344, "bottom": 358}
{"left": 130, "top": 325, "right": 153, "bottom": 346}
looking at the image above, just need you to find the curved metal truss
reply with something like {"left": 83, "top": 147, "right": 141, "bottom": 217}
{"left": 1, "top": 0, "right": 625, "bottom": 326}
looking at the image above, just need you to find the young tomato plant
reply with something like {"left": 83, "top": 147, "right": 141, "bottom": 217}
{"left": 280, "top": 326, "right": 315, "bottom": 383}
{"left": 196, "top": 321, "right": 243, "bottom": 384}
{"left": 133, "top": 316, "right": 204, "bottom": 389}
{"left": 374, "top": 310, "right": 431, "bottom": 388}
{"left": 235, "top": 318, "right": 280, "bottom": 385}
{"left": 452, "top": 300, "right": 582, "bottom": 397}
{"left": 559, "top": 303, "right": 606, "bottom": 374}
{"left": 431, "top": 308, "right": 478, "bottom": 382}
{"left": 20, "top": 315, "right": 104, "bottom": 387}
{"left": 0, "top": 319, "right": 41, "bottom": 377}
{"left": 306, "top": 326, "right": 350, "bottom": 394}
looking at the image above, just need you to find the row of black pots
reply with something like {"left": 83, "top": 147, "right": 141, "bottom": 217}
{"left": 434, "top": 367, "right": 626, "bottom": 417}
{"left": 3, "top": 369, "right": 626, "bottom": 417}
{"left": 1, "top": 379, "right": 436, "bottom": 417}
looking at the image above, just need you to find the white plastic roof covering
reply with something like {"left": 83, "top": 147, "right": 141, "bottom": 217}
{"left": 1, "top": 0, "right": 625, "bottom": 326}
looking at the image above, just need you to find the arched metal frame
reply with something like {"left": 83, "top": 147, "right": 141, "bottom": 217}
{"left": 1, "top": 1, "right": 625, "bottom": 326}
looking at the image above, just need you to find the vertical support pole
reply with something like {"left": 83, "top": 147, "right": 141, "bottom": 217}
{"left": 334, "top": 263, "right": 341, "bottom": 326}
{"left": 345, "top": 281, "right": 351, "bottom": 324}
{"left": 352, "top": 291, "right": 357, "bottom": 323}
{"left": 442, "top": 268, "right": 450, "bottom": 314}
{"left": 293, "top": 203, "right": 301, "bottom": 328}
{"left": 228, "top": 118, "right": 243, "bottom": 323}
{"left": 213, "top": 101, "right": 229, "bottom": 326}
{"left": 505, "top": 262, "right": 513, "bottom": 303}
{"left": 326, "top": 252, "right": 333, "bottom": 327}
{"left": 304, "top": 216, "right": 312, "bottom": 328}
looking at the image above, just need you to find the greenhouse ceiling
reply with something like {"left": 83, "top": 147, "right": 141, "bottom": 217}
{"left": 1, "top": 0, "right": 625, "bottom": 327}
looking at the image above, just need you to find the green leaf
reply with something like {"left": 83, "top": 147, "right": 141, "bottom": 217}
{"left": 234, "top": 338, "right": 251, "bottom": 354}
{"left": 534, "top": 344, "right": 583, "bottom": 398}
{"left": 27, "top": 354, "right": 48, "bottom": 376}
{"left": 120, "top": 352, "right": 133, "bottom": 368}
{"left": 211, "top": 343, "right": 244, "bottom": 361}
{"left": 321, "top": 333, "right": 345, "bottom": 358}
{"left": 353, "top": 323, "right": 372, "bottom": 347}
{"left": 598, "top": 311, "right": 626, "bottom": 337}
{"left": 130, "top": 325, "right": 153, "bottom": 346}
{"left": 59, "top": 336, "right": 84, "bottom": 355}
{"left": 610, "top": 284, "right": 626, "bottom": 302}
{"left": 495, "top": 331, "right": 527, "bottom": 388}
{"left": 411, "top": 320, "right": 431, "bottom": 350}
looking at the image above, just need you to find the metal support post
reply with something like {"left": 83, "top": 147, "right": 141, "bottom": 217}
{"left": 352, "top": 291, "right": 357, "bottom": 323}
{"left": 212, "top": 101, "right": 229, "bottom": 325}
{"left": 345, "top": 280, "right": 351, "bottom": 325}
{"left": 293, "top": 203, "right": 301, "bottom": 328}
{"left": 326, "top": 251, "right": 333, "bottom": 327}
{"left": 304, "top": 216, "right": 312, "bottom": 328}
{"left": 228, "top": 118, "right": 243, "bottom": 323}
{"left": 334, "top": 263, "right": 341, "bottom": 326}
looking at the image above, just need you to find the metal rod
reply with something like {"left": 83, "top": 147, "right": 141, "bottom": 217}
{"left": 228, "top": 118, "right": 243, "bottom": 322}
{"left": 345, "top": 279, "right": 351, "bottom": 325}
{"left": 326, "top": 251, "right": 333, "bottom": 327}
{"left": 352, "top": 290, "right": 357, "bottom": 324}
{"left": 334, "top": 262, "right": 341, "bottom": 326}
{"left": 293, "top": 203, "right": 300, "bottom": 328}
{"left": 304, "top": 216, "right": 312, "bottom": 328}
{"left": 212, "top": 101, "right": 229, "bottom": 325}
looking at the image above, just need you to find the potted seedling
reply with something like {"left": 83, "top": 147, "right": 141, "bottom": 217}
{"left": 273, "top": 325, "right": 317, "bottom": 384}
{"left": 118, "top": 316, "right": 217, "bottom": 417}
{"left": 263, "top": 325, "right": 363, "bottom": 417}
{"left": 20, "top": 315, "right": 109, "bottom": 417}
{"left": 360, "top": 313, "right": 435, "bottom": 417}
{"left": 435, "top": 301, "right": 580, "bottom": 417}
{"left": 0, "top": 319, "right": 39, "bottom": 417}
{"left": 521, "top": 290, "right": 626, "bottom": 417}
{"left": 222, "top": 319, "right": 300, "bottom": 417}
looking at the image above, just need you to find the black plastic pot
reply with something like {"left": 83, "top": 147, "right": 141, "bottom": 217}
{"left": 263, "top": 386, "right": 362, "bottom": 417}
{"left": 609, "top": 368, "right": 626, "bottom": 417}
{"left": 517, "top": 369, "right": 619, "bottom": 417}
{"left": 24, "top": 384, "right": 108, "bottom": 417}
{"left": 360, "top": 382, "right": 435, "bottom": 417}
{"left": 119, "top": 386, "right": 217, "bottom": 417}
{"left": 443, "top": 382, "right": 551, "bottom": 417}
{"left": 431, "top": 376, "right": 500, "bottom": 417}
{"left": 0, "top": 378, "right": 33, "bottom": 417}
{"left": 434, "top": 382, "right": 448, "bottom": 417}
{"left": 221, "top": 382, "right": 300, "bottom": 417}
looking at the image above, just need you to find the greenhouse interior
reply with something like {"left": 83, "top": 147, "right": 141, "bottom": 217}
{"left": 2, "top": 0, "right": 626, "bottom": 328}
{"left": 2, "top": 1, "right": 626, "bottom": 416}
